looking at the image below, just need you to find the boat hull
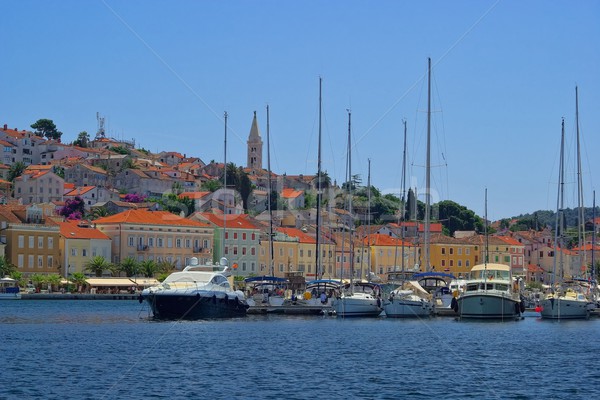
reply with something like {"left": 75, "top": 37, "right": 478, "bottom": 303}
{"left": 457, "top": 293, "right": 520, "bottom": 319}
{"left": 539, "top": 297, "right": 592, "bottom": 319}
{"left": 144, "top": 292, "right": 248, "bottom": 320}
{"left": 333, "top": 294, "right": 382, "bottom": 317}
{"left": 0, "top": 292, "right": 21, "bottom": 300}
{"left": 384, "top": 298, "right": 431, "bottom": 318}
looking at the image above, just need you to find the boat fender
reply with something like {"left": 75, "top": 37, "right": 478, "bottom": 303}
{"left": 519, "top": 301, "right": 525, "bottom": 313}
{"left": 451, "top": 297, "right": 458, "bottom": 312}
{"left": 138, "top": 294, "right": 143, "bottom": 304}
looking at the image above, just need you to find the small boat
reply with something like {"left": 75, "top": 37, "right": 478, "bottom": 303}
{"left": 0, "top": 277, "right": 21, "bottom": 300}
{"left": 244, "top": 276, "right": 288, "bottom": 308}
{"left": 333, "top": 281, "right": 383, "bottom": 318}
{"left": 383, "top": 280, "right": 432, "bottom": 318}
{"left": 456, "top": 263, "right": 523, "bottom": 320}
{"left": 540, "top": 281, "right": 594, "bottom": 319}
{"left": 141, "top": 257, "right": 248, "bottom": 319}
{"left": 413, "top": 272, "right": 455, "bottom": 311}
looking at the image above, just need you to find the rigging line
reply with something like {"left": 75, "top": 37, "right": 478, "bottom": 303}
{"left": 351, "top": 0, "right": 501, "bottom": 150}
{"left": 101, "top": 0, "right": 247, "bottom": 145}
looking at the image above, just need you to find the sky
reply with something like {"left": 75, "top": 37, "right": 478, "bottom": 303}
{"left": 1, "top": 0, "right": 598, "bottom": 221}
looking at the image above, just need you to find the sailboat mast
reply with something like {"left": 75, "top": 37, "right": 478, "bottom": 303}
{"left": 424, "top": 57, "right": 432, "bottom": 271}
{"left": 484, "top": 188, "right": 489, "bottom": 265}
{"left": 365, "top": 157, "right": 371, "bottom": 281}
{"left": 266, "top": 105, "right": 274, "bottom": 277}
{"left": 592, "top": 191, "right": 596, "bottom": 283}
{"left": 347, "top": 109, "right": 354, "bottom": 285}
{"left": 401, "top": 119, "right": 407, "bottom": 274}
{"left": 223, "top": 111, "right": 228, "bottom": 259}
{"left": 553, "top": 118, "right": 566, "bottom": 283}
{"left": 575, "top": 86, "right": 587, "bottom": 276}
{"left": 315, "top": 77, "right": 323, "bottom": 279}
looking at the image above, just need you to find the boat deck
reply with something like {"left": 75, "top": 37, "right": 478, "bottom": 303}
{"left": 248, "top": 304, "right": 333, "bottom": 315}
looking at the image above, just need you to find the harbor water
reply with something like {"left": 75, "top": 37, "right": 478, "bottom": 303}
{"left": 2, "top": 300, "right": 600, "bottom": 399}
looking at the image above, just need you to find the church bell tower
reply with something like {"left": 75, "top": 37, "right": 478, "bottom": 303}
{"left": 247, "top": 111, "right": 263, "bottom": 171}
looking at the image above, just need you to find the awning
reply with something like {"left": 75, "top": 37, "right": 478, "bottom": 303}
{"left": 86, "top": 278, "right": 138, "bottom": 287}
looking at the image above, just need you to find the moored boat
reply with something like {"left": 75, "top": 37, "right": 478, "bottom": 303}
{"left": 141, "top": 257, "right": 248, "bottom": 319}
{"left": 333, "top": 281, "right": 383, "bottom": 318}
{"left": 0, "top": 277, "right": 21, "bottom": 300}
{"left": 456, "top": 263, "right": 522, "bottom": 320}
{"left": 383, "top": 280, "right": 432, "bottom": 318}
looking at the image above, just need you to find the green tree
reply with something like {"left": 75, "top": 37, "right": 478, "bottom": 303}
{"left": 119, "top": 257, "right": 139, "bottom": 277}
{"left": 84, "top": 256, "right": 112, "bottom": 277}
{"left": 201, "top": 179, "right": 222, "bottom": 192}
{"left": 237, "top": 166, "right": 253, "bottom": 211}
{"left": 313, "top": 171, "right": 331, "bottom": 189}
{"left": 46, "top": 274, "right": 63, "bottom": 292}
{"left": 7, "top": 161, "right": 26, "bottom": 182}
{"left": 89, "top": 206, "right": 110, "bottom": 220}
{"left": 30, "top": 273, "right": 47, "bottom": 290}
{"left": 72, "top": 131, "right": 90, "bottom": 147}
{"left": 139, "top": 259, "right": 159, "bottom": 278}
{"left": 69, "top": 272, "right": 88, "bottom": 292}
{"left": 31, "top": 118, "right": 62, "bottom": 140}
{"left": 0, "top": 255, "right": 16, "bottom": 277}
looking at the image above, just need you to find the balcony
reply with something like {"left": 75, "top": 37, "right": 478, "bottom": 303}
{"left": 137, "top": 245, "right": 149, "bottom": 251}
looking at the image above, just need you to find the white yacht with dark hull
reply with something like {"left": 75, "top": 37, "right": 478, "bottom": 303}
{"left": 141, "top": 258, "right": 248, "bottom": 319}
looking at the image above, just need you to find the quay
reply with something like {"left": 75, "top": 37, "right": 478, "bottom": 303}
{"left": 21, "top": 293, "right": 140, "bottom": 301}
{"left": 247, "top": 304, "right": 333, "bottom": 315}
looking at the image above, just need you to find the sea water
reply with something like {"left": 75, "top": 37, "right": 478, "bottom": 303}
{"left": 1, "top": 300, "right": 599, "bottom": 400}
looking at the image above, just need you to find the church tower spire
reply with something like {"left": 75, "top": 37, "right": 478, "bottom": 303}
{"left": 247, "top": 111, "right": 263, "bottom": 171}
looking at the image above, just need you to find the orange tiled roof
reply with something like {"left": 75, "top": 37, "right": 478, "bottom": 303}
{"left": 65, "top": 186, "right": 96, "bottom": 196}
{"left": 363, "top": 233, "right": 413, "bottom": 247}
{"left": 179, "top": 191, "right": 210, "bottom": 200}
{"left": 94, "top": 209, "right": 211, "bottom": 227}
{"left": 277, "top": 227, "right": 316, "bottom": 244}
{"left": 59, "top": 220, "right": 110, "bottom": 240}
{"left": 281, "top": 188, "right": 303, "bottom": 199}
{"left": 197, "top": 212, "right": 261, "bottom": 230}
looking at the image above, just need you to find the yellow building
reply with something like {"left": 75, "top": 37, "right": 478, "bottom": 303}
{"left": 364, "top": 234, "right": 419, "bottom": 278}
{"left": 2, "top": 205, "right": 61, "bottom": 277}
{"left": 59, "top": 220, "right": 112, "bottom": 277}
{"left": 426, "top": 233, "right": 477, "bottom": 278}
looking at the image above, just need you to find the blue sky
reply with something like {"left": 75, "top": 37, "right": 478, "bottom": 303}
{"left": 1, "top": 0, "right": 598, "bottom": 221}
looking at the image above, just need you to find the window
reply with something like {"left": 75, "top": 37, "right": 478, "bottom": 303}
{"left": 38, "top": 237, "right": 44, "bottom": 249}
{"left": 450, "top": 248, "right": 454, "bottom": 255}
{"left": 167, "top": 238, "right": 173, "bottom": 248}
{"left": 47, "top": 256, "right": 53, "bottom": 268}
{"left": 251, "top": 247, "right": 256, "bottom": 256}
{"left": 242, "top": 247, "right": 247, "bottom": 255}
{"left": 225, "top": 232, "right": 229, "bottom": 239}
{"left": 28, "top": 255, "right": 34, "bottom": 268}
{"left": 157, "top": 238, "right": 163, "bottom": 247}
{"left": 300, "top": 249, "right": 304, "bottom": 257}
{"left": 29, "top": 236, "right": 34, "bottom": 248}
{"left": 83, "top": 249, "right": 87, "bottom": 257}
{"left": 441, "top": 248, "right": 446, "bottom": 255}
{"left": 176, "top": 239, "right": 182, "bottom": 248}
{"left": 466, "top": 248, "right": 470, "bottom": 255}
{"left": 279, "top": 248, "right": 283, "bottom": 257}
{"left": 185, "top": 239, "right": 191, "bottom": 248}
{"left": 128, "top": 237, "right": 134, "bottom": 247}
{"left": 279, "top": 263, "right": 284, "bottom": 272}
{"left": 504, "top": 256, "right": 510, "bottom": 263}
{"left": 458, "top": 248, "right": 462, "bottom": 255}
{"left": 18, "top": 235, "right": 24, "bottom": 248}
{"left": 18, "top": 254, "right": 24, "bottom": 268}
{"left": 233, "top": 232, "right": 238, "bottom": 240}
{"left": 38, "top": 256, "right": 43, "bottom": 268}
{"left": 71, "top": 248, "right": 77, "bottom": 256}
{"left": 148, "top": 238, "right": 154, "bottom": 247}
{"left": 242, "top": 233, "right": 246, "bottom": 240}
{"left": 233, "top": 247, "right": 238, "bottom": 255}
{"left": 251, "top": 233, "right": 255, "bottom": 241}
{"left": 289, "top": 249, "right": 294, "bottom": 257}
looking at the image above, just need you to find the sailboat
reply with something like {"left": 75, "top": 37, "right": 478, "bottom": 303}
{"left": 456, "top": 189, "right": 522, "bottom": 320}
{"left": 539, "top": 88, "right": 594, "bottom": 319}
{"left": 383, "top": 119, "right": 433, "bottom": 317}
{"left": 332, "top": 109, "right": 383, "bottom": 317}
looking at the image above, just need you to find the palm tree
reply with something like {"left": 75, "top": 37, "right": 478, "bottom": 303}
{"left": 70, "top": 272, "right": 88, "bottom": 293}
{"left": 84, "top": 256, "right": 112, "bottom": 277}
{"left": 119, "top": 257, "right": 139, "bottom": 277}
{"left": 89, "top": 206, "right": 110, "bottom": 220}
{"left": 7, "top": 161, "right": 26, "bottom": 182}
{"left": 30, "top": 273, "right": 46, "bottom": 291}
{"left": 46, "top": 274, "right": 63, "bottom": 292}
{"left": 0, "top": 255, "right": 16, "bottom": 277}
{"left": 139, "top": 260, "right": 158, "bottom": 278}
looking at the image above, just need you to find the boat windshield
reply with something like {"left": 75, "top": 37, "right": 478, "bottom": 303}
{"left": 472, "top": 269, "right": 510, "bottom": 281}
